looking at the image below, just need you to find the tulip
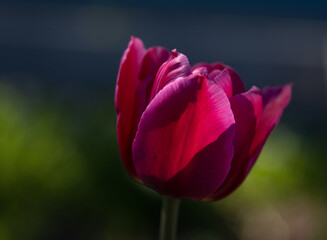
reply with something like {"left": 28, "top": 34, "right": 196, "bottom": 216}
{"left": 115, "top": 37, "right": 291, "bottom": 239}
{"left": 115, "top": 36, "right": 291, "bottom": 200}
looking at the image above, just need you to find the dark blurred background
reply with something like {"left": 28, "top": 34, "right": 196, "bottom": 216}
{"left": 0, "top": 0, "right": 327, "bottom": 239}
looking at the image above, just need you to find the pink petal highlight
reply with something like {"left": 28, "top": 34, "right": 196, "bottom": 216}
{"left": 149, "top": 50, "right": 191, "bottom": 101}
{"left": 208, "top": 69, "right": 233, "bottom": 98}
{"left": 133, "top": 75, "right": 235, "bottom": 199}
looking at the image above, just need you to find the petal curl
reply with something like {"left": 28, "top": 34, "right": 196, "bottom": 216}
{"left": 149, "top": 50, "right": 191, "bottom": 101}
{"left": 208, "top": 86, "right": 262, "bottom": 200}
{"left": 133, "top": 75, "right": 235, "bottom": 199}
{"left": 192, "top": 62, "right": 245, "bottom": 96}
{"left": 246, "top": 84, "right": 292, "bottom": 174}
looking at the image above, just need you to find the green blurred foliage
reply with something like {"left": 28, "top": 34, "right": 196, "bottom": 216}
{"left": 0, "top": 84, "right": 89, "bottom": 239}
{"left": 0, "top": 81, "right": 326, "bottom": 240}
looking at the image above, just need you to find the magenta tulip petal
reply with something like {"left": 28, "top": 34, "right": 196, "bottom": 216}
{"left": 192, "top": 62, "right": 245, "bottom": 96}
{"left": 191, "top": 62, "right": 214, "bottom": 72}
{"left": 246, "top": 84, "right": 292, "bottom": 174}
{"left": 208, "top": 87, "right": 263, "bottom": 200}
{"left": 151, "top": 125, "right": 235, "bottom": 200}
{"left": 208, "top": 69, "right": 233, "bottom": 98}
{"left": 138, "top": 47, "right": 170, "bottom": 106}
{"left": 115, "top": 37, "right": 147, "bottom": 178}
{"left": 149, "top": 50, "right": 191, "bottom": 100}
{"left": 133, "top": 75, "right": 235, "bottom": 199}
{"left": 192, "top": 66, "right": 209, "bottom": 75}
{"left": 212, "top": 63, "right": 245, "bottom": 96}
{"left": 228, "top": 68, "right": 245, "bottom": 95}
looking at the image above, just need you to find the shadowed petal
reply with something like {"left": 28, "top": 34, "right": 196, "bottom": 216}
{"left": 208, "top": 86, "right": 263, "bottom": 200}
{"left": 139, "top": 47, "right": 170, "bottom": 105}
{"left": 246, "top": 84, "right": 292, "bottom": 174}
{"left": 133, "top": 75, "right": 235, "bottom": 199}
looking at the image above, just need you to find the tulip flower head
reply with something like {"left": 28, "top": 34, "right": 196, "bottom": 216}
{"left": 115, "top": 37, "right": 291, "bottom": 201}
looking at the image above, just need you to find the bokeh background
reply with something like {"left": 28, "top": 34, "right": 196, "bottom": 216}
{"left": 1, "top": 0, "right": 327, "bottom": 239}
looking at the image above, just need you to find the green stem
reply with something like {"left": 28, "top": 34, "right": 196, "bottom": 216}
{"left": 159, "top": 196, "right": 180, "bottom": 240}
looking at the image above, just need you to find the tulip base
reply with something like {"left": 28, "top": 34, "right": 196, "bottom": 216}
{"left": 159, "top": 196, "right": 180, "bottom": 240}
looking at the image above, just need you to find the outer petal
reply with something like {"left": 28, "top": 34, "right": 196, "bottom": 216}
{"left": 246, "top": 84, "right": 292, "bottom": 174}
{"left": 115, "top": 37, "right": 169, "bottom": 179}
{"left": 192, "top": 62, "right": 245, "bottom": 96}
{"left": 115, "top": 37, "right": 146, "bottom": 178}
{"left": 133, "top": 75, "right": 235, "bottom": 200}
{"left": 208, "top": 87, "right": 263, "bottom": 200}
{"left": 149, "top": 50, "right": 191, "bottom": 101}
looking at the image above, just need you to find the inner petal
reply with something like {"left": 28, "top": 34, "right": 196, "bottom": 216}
{"left": 149, "top": 50, "right": 191, "bottom": 101}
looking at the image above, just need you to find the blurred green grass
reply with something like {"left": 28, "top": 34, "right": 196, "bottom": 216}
{"left": 0, "top": 82, "right": 326, "bottom": 240}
